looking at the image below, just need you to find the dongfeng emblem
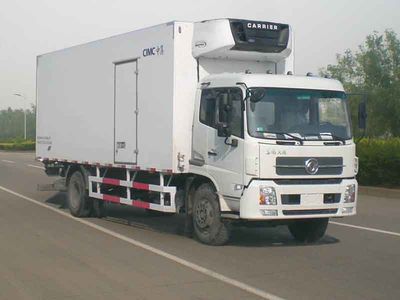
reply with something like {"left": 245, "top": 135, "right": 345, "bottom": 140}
{"left": 305, "top": 158, "right": 319, "bottom": 175}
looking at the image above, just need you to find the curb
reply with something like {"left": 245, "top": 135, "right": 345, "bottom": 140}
{"left": 359, "top": 186, "right": 400, "bottom": 199}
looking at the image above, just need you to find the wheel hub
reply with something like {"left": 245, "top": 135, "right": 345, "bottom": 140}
{"left": 195, "top": 199, "right": 213, "bottom": 229}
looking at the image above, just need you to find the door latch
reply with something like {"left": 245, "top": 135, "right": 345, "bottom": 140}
{"left": 207, "top": 149, "right": 217, "bottom": 156}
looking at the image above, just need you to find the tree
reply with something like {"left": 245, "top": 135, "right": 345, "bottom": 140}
{"left": 0, "top": 105, "right": 36, "bottom": 141}
{"left": 320, "top": 30, "right": 400, "bottom": 137}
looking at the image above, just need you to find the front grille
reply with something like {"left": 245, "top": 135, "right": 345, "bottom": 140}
{"left": 273, "top": 178, "right": 343, "bottom": 185}
{"left": 323, "top": 193, "right": 341, "bottom": 204}
{"left": 281, "top": 194, "right": 300, "bottom": 205}
{"left": 275, "top": 157, "right": 343, "bottom": 176}
{"left": 282, "top": 209, "right": 338, "bottom": 216}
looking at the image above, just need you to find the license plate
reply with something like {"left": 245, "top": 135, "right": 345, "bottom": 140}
{"left": 301, "top": 194, "right": 323, "bottom": 205}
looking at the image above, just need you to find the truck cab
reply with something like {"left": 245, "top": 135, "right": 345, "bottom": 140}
{"left": 183, "top": 19, "right": 358, "bottom": 244}
{"left": 191, "top": 73, "right": 357, "bottom": 221}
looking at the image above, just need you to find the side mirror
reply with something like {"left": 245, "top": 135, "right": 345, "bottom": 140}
{"left": 249, "top": 88, "right": 265, "bottom": 103}
{"left": 358, "top": 101, "right": 367, "bottom": 129}
{"left": 218, "top": 96, "right": 232, "bottom": 124}
{"left": 217, "top": 122, "right": 231, "bottom": 137}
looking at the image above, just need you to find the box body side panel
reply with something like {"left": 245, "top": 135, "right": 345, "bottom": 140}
{"left": 36, "top": 24, "right": 175, "bottom": 170}
{"left": 172, "top": 22, "right": 197, "bottom": 172}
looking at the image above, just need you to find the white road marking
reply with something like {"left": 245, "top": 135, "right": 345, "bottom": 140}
{"left": 1, "top": 160, "right": 15, "bottom": 164}
{"left": 0, "top": 185, "right": 283, "bottom": 300}
{"left": 330, "top": 221, "right": 400, "bottom": 237}
{"left": 27, "top": 164, "right": 45, "bottom": 170}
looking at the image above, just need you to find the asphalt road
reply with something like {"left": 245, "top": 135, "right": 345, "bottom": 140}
{"left": 0, "top": 151, "right": 399, "bottom": 300}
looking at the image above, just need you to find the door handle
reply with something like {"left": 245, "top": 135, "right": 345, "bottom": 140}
{"left": 208, "top": 149, "right": 218, "bottom": 156}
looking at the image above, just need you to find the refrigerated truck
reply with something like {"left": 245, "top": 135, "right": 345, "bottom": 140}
{"left": 36, "top": 19, "right": 359, "bottom": 245}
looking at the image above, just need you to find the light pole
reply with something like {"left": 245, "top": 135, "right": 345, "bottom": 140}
{"left": 13, "top": 93, "right": 27, "bottom": 140}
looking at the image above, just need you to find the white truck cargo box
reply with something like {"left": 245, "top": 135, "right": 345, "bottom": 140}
{"left": 37, "top": 22, "right": 197, "bottom": 172}
{"left": 37, "top": 19, "right": 295, "bottom": 174}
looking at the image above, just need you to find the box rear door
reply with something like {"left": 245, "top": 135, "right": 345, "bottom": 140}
{"left": 114, "top": 60, "right": 138, "bottom": 164}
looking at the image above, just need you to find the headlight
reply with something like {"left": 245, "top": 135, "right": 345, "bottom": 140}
{"left": 354, "top": 157, "right": 359, "bottom": 175}
{"left": 344, "top": 184, "right": 356, "bottom": 203}
{"left": 259, "top": 186, "right": 277, "bottom": 205}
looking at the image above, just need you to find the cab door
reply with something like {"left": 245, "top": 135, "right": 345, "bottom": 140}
{"left": 200, "top": 87, "right": 245, "bottom": 198}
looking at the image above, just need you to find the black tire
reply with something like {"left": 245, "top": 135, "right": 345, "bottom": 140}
{"left": 67, "top": 171, "right": 91, "bottom": 217}
{"left": 192, "top": 183, "right": 230, "bottom": 246}
{"left": 92, "top": 199, "right": 107, "bottom": 218}
{"left": 145, "top": 209, "right": 173, "bottom": 217}
{"left": 288, "top": 218, "right": 329, "bottom": 243}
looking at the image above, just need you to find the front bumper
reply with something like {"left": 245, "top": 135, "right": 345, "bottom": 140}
{"left": 240, "top": 178, "right": 357, "bottom": 220}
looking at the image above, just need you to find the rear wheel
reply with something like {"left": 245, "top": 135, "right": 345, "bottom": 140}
{"left": 288, "top": 218, "right": 329, "bottom": 243}
{"left": 67, "top": 171, "right": 91, "bottom": 217}
{"left": 192, "top": 184, "right": 230, "bottom": 246}
{"left": 92, "top": 199, "right": 107, "bottom": 218}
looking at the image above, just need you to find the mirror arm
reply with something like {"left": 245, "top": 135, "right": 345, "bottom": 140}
{"left": 217, "top": 122, "right": 231, "bottom": 138}
{"left": 224, "top": 137, "right": 238, "bottom": 147}
{"left": 236, "top": 82, "right": 250, "bottom": 100}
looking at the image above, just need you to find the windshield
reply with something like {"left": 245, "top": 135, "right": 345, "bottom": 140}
{"left": 247, "top": 88, "right": 352, "bottom": 141}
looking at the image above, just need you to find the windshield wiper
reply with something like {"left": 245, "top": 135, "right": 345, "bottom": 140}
{"left": 326, "top": 134, "right": 346, "bottom": 144}
{"left": 262, "top": 132, "right": 304, "bottom": 145}
{"left": 259, "top": 131, "right": 346, "bottom": 145}
{"left": 308, "top": 133, "right": 346, "bottom": 144}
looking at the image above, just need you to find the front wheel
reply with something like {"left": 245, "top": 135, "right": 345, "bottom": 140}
{"left": 192, "top": 184, "right": 230, "bottom": 246}
{"left": 288, "top": 218, "right": 329, "bottom": 243}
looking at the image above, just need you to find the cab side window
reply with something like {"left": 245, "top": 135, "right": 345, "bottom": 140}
{"left": 199, "top": 89, "right": 217, "bottom": 127}
{"left": 199, "top": 87, "right": 243, "bottom": 138}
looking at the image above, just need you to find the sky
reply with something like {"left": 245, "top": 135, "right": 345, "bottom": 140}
{"left": 0, "top": 0, "right": 399, "bottom": 109}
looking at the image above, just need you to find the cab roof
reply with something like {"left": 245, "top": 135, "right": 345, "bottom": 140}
{"left": 202, "top": 73, "right": 345, "bottom": 92}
